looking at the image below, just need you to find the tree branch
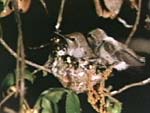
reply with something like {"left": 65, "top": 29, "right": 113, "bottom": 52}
{"left": 125, "top": 0, "right": 142, "bottom": 45}
{"left": 111, "top": 77, "right": 150, "bottom": 96}
{"left": 0, "top": 38, "right": 51, "bottom": 73}
{"left": 0, "top": 86, "right": 17, "bottom": 107}
{"left": 93, "top": 0, "right": 103, "bottom": 17}
{"left": 3, "top": 107, "right": 17, "bottom": 113}
{"left": 117, "top": 17, "right": 133, "bottom": 28}
{"left": 40, "top": 0, "right": 48, "bottom": 14}
{"left": 0, "top": 91, "right": 15, "bottom": 107}
{"left": 55, "top": 0, "right": 66, "bottom": 31}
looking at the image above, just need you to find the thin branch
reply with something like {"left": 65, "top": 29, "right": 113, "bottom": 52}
{"left": 12, "top": 0, "right": 26, "bottom": 111}
{"left": 3, "top": 107, "right": 17, "bottom": 113}
{"left": 111, "top": 77, "right": 150, "bottom": 96}
{"left": 0, "top": 38, "right": 51, "bottom": 73}
{"left": 125, "top": 0, "right": 142, "bottom": 45}
{"left": 0, "top": 91, "right": 15, "bottom": 107}
{"left": 40, "top": 0, "right": 48, "bottom": 14}
{"left": 23, "top": 99, "right": 31, "bottom": 110}
{"left": 117, "top": 17, "right": 133, "bottom": 28}
{"left": 55, "top": 0, "right": 66, "bottom": 30}
{"left": 93, "top": 0, "right": 103, "bottom": 17}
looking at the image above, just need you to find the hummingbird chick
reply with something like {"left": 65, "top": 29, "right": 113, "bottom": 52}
{"left": 65, "top": 32, "right": 95, "bottom": 59}
{"left": 87, "top": 28, "right": 145, "bottom": 71}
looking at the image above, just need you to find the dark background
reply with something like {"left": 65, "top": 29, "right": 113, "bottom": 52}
{"left": 0, "top": 0, "right": 150, "bottom": 113}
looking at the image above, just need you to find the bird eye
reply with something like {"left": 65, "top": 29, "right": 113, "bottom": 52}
{"left": 71, "top": 38, "right": 75, "bottom": 41}
{"left": 87, "top": 33, "right": 91, "bottom": 37}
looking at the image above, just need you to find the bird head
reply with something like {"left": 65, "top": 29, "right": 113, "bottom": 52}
{"left": 65, "top": 32, "right": 88, "bottom": 47}
{"left": 87, "top": 28, "right": 107, "bottom": 47}
{"left": 65, "top": 32, "right": 95, "bottom": 59}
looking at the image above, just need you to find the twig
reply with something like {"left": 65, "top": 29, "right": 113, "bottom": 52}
{"left": 111, "top": 77, "right": 150, "bottom": 96}
{"left": 55, "top": 0, "right": 66, "bottom": 31}
{"left": 0, "top": 91, "right": 15, "bottom": 107}
{"left": 93, "top": 0, "right": 102, "bottom": 17}
{"left": 23, "top": 99, "right": 31, "bottom": 110}
{"left": 3, "top": 106, "right": 17, "bottom": 113}
{"left": 0, "top": 38, "right": 51, "bottom": 73}
{"left": 117, "top": 17, "right": 133, "bottom": 28}
{"left": 40, "top": 0, "right": 48, "bottom": 14}
{"left": 28, "top": 43, "right": 50, "bottom": 50}
{"left": 125, "top": 0, "right": 142, "bottom": 45}
{"left": 12, "top": 0, "right": 26, "bottom": 111}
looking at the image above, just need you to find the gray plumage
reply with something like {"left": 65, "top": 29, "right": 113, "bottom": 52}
{"left": 87, "top": 28, "right": 145, "bottom": 70}
{"left": 65, "top": 32, "right": 95, "bottom": 59}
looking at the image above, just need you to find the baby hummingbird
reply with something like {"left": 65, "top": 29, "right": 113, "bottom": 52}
{"left": 87, "top": 28, "right": 145, "bottom": 71}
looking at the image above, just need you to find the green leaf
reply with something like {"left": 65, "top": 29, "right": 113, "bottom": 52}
{"left": 42, "top": 88, "right": 66, "bottom": 103}
{"left": 53, "top": 102, "right": 59, "bottom": 113}
{"left": 35, "top": 88, "right": 66, "bottom": 113}
{"left": 41, "top": 97, "right": 53, "bottom": 113}
{"left": 34, "top": 96, "right": 43, "bottom": 110}
{"left": 24, "top": 70, "right": 35, "bottom": 84}
{"left": 35, "top": 89, "right": 81, "bottom": 113}
{"left": 0, "top": 1, "right": 4, "bottom": 12}
{"left": 0, "top": 0, "right": 9, "bottom": 12}
{"left": 1, "top": 72, "right": 16, "bottom": 90}
{"left": 107, "top": 97, "right": 122, "bottom": 113}
{"left": 1, "top": 69, "right": 35, "bottom": 91}
{"left": 41, "top": 109, "right": 51, "bottom": 113}
{"left": 66, "top": 91, "right": 81, "bottom": 113}
{"left": 34, "top": 96, "right": 54, "bottom": 113}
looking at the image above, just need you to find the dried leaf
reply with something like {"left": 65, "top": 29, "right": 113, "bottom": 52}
{"left": 0, "top": 0, "right": 31, "bottom": 17}
{"left": 18, "top": 0, "right": 31, "bottom": 13}
{"left": 0, "top": 6, "right": 12, "bottom": 17}
{"left": 94, "top": 0, "right": 123, "bottom": 19}
{"left": 0, "top": 0, "right": 13, "bottom": 18}
{"left": 104, "top": 0, "right": 123, "bottom": 17}
{"left": 130, "top": 0, "right": 139, "bottom": 10}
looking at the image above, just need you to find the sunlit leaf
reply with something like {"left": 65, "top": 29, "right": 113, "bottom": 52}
{"left": 34, "top": 96, "right": 43, "bottom": 110}
{"left": 42, "top": 88, "right": 66, "bottom": 103}
{"left": 0, "top": 0, "right": 8, "bottom": 6}
{"left": 35, "top": 88, "right": 80, "bottom": 113}
{"left": 34, "top": 96, "right": 52, "bottom": 112}
{"left": 24, "top": 70, "right": 35, "bottom": 84}
{"left": 104, "top": 0, "right": 123, "bottom": 18}
{"left": 41, "top": 97, "right": 53, "bottom": 113}
{"left": 107, "top": 97, "right": 122, "bottom": 113}
{"left": 66, "top": 91, "right": 81, "bottom": 113}
{"left": 53, "top": 102, "right": 59, "bottom": 113}
{"left": 18, "top": 0, "right": 31, "bottom": 13}
{"left": 94, "top": 0, "right": 123, "bottom": 18}
{"left": 35, "top": 88, "right": 67, "bottom": 113}
{"left": 0, "top": 0, "right": 31, "bottom": 17}
{"left": 130, "top": 0, "right": 139, "bottom": 10}
{"left": 41, "top": 109, "right": 51, "bottom": 113}
{"left": 0, "top": 0, "right": 12, "bottom": 17}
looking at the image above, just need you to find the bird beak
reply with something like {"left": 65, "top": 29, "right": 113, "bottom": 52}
{"left": 65, "top": 37, "right": 75, "bottom": 45}
{"left": 54, "top": 32, "right": 72, "bottom": 46}
{"left": 65, "top": 37, "right": 72, "bottom": 43}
